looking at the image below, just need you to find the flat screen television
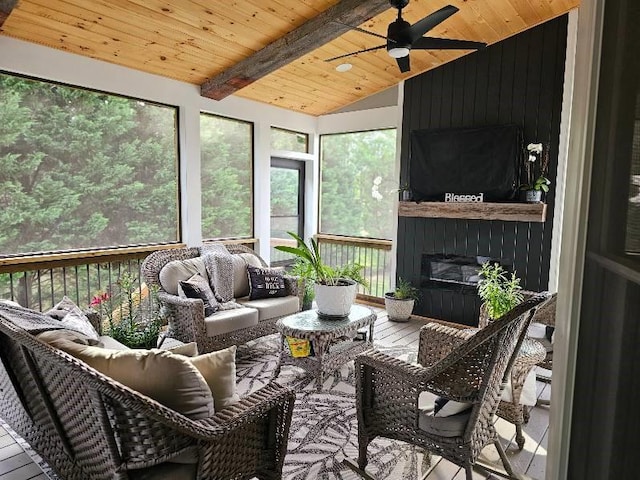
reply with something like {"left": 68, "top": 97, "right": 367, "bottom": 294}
{"left": 409, "top": 124, "right": 522, "bottom": 202}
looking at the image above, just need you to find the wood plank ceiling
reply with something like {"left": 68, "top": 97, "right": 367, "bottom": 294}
{"left": 0, "top": 0, "right": 581, "bottom": 116}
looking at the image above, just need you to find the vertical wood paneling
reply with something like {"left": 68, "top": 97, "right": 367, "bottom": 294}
{"left": 398, "top": 16, "right": 568, "bottom": 325}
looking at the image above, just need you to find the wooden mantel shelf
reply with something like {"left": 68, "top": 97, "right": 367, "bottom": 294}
{"left": 398, "top": 201, "right": 547, "bottom": 222}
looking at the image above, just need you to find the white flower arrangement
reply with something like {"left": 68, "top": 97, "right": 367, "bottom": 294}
{"left": 522, "top": 142, "right": 550, "bottom": 192}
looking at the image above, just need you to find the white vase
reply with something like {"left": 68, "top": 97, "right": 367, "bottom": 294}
{"left": 384, "top": 294, "right": 415, "bottom": 322}
{"left": 314, "top": 279, "right": 358, "bottom": 317}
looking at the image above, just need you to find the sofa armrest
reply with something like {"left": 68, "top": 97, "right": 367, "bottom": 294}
{"left": 157, "top": 291, "right": 208, "bottom": 349}
{"left": 282, "top": 275, "right": 302, "bottom": 310}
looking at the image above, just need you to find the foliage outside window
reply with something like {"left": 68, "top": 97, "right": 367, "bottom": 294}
{"left": 271, "top": 127, "right": 309, "bottom": 153}
{"left": 200, "top": 114, "right": 253, "bottom": 239}
{"left": 0, "top": 72, "right": 180, "bottom": 257}
{"left": 319, "top": 129, "right": 397, "bottom": 240}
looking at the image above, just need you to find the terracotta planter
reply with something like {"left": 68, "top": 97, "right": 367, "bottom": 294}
{"left": 314, "top": 279, "right": 358, "bottom": 317}
{"left": 384, "top": 293, "right": 415, "bottom": 322}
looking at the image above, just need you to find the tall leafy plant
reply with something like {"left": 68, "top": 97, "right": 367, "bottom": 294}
{"left": 275, "top": 232, "right": 366, "bottom": 287}
{"left": 477, "top": 262, "right": 523, "bottom": 319}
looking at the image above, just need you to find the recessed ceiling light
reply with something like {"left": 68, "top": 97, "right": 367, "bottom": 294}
{"left": 335, "top": 63, "right": 352, "bottom": 72}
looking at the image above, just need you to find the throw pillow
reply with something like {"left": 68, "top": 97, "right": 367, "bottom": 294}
{"left": 179, "top": 274, "right": 219, "bottom": 316}
{"left": 166, "top": 341, "right": 199, "bottom": 357}
{"left": 45, "top": 296, "right": 100, "bottom": 340}
{"left": 187, "top": 345, "right": 240, "bottom": 410}
{"left": 247, "top": 266, "right": 287, "bottom": 300}
{"left": 38, "top": 333, "right": 215, "bottom": 420}
{"left": 37, "top": 329, "right": 103, "bottom": 347}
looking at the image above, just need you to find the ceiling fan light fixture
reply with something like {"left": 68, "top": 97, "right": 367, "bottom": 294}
{"left": 335, "top": 63, "right": 353, "bottom": 72}
{"left": 388, "top": 46, "right": 410, "bottom": 58}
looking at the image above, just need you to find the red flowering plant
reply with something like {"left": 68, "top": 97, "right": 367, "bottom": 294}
{"left": 89, "top": 272, "right": 164, "bottom": 349}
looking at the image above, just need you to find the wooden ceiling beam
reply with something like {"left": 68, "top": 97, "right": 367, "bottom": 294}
{"left": 0, "top": 0, "right": 18, "bottom": 26}
{"left": 200, "top": 0, "right": 391, "bottom": 101}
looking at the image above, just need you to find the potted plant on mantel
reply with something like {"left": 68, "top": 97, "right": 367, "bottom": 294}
{"left": 275, "top": 232, "right": 366, "bottom": 318}
{"left": 384, "top": 277, "right": 420, "bottom": 322}
{"left": 520, "top": 142, "right": 551, "bottom": 203}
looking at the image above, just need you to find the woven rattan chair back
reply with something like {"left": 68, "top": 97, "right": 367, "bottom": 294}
{"left": 0, "top": 307, "right": 295, "bottom": 480}
{"left": 353, "top": 292, "right": 550, "bottom": 480}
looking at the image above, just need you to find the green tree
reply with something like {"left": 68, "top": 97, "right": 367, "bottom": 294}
{"left": 200, "top": 114, "right": 252, "bottom": 238}
{"left": 320, "top": 129, "right": 397, "bottom": 239}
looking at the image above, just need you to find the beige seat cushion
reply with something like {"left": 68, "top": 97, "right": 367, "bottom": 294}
{"left": 159, "top": 257, "right": 207, "bottom": 296}
{"left": 188, "top": 346, "right": 240, "bottom": 410}
{"left": 232, "top": 253, "right": 263, "bottom": 298}
{"left": 37, "top": 330, "right": 215, "bottom": 420}
{"left": 237, "top": 295, "right": 299, "bottom": 321}
{"left": 204, "top": 307, "right": 258, "bottom": 337}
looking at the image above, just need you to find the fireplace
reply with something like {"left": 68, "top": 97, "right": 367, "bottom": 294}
{"left": 419, "top": 254, "right": 514, "bottom": 325}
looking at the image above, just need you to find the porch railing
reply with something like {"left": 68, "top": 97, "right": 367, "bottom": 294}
{"left": 316, "top": 234, "right": 393, "bottom": 300}
{"left": 0, "top": 240, "right": 256, "bottom": 312}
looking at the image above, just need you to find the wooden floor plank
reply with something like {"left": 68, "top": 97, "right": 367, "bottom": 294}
{"left": 0, "top": 452, "right": 33, "bottom": 476}
{"left": 0, "top": 462, "right": 45, "bottom": 480}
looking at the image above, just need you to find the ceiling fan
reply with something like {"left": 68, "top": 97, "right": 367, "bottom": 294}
{"left": 327, "top": 0, "right": 486, "bottom": 73}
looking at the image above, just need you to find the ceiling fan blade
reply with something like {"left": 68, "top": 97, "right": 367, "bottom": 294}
{"left": 412, "top": 36, "right": 487, "bottom": 50}
{"left": 333, "top": 21, "right": 392, "bottom": 42}
{"left": 407, "top": 5, "right": 459, "bottom": 42}
{"left": 324, "top": 45, "right": 386, "bottom": 62}
{"left": 396, "top": 55, "right": 410, "bottom": 73}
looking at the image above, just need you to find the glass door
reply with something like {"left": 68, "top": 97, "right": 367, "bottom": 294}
{"left": 270, "top": 158, "right": 305, "bottom": 266}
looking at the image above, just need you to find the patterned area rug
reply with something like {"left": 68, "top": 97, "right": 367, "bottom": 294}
{"left": 236, "top": 335, "right": 432, "bottom": 480}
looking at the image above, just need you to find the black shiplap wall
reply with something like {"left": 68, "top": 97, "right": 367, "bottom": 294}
{"left": 398, "top": 16, "right": 568, "bottom": 325}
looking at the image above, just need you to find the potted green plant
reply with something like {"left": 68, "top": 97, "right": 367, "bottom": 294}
{"left": 477, "top": 262, "right": 524, "bottom": 322}
{"left": 275, "top": 232, "right": 366, "bottom": 317}
{"left": 288, "top": 258, "right": 316, "bottom": 310}
{"left": 384, "top": 277, "right": 420, "bottom": 322}
{"left": 520, "top": 142, "right": 551, "bottom": 203}
{"left": 398, "top": 182, "right": 413, "bottom": 201}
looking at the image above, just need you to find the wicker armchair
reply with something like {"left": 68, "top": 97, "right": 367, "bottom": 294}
{"left": 142, "top": 244, "right": 302, "bottom": 353}
{"left": 0, "top": 310, "right": 295, "bottom": 480}
{"left": 479, "top": 291, "right": 557, "bottom": 448}
{"left": 350, "top": 293, "right": 550, "bottom": 480}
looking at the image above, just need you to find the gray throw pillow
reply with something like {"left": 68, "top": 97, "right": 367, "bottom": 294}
{"left": 179, "top": 273, "right": 219, "bottom": 316}
{"left": 45, "top": 296, "right": 100, "bottom": 340}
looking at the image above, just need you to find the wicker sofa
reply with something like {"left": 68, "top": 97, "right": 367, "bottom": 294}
{"left": 142, "top": 245, "right": 302, "bottom": 353}
{"left": 0, "top": 302, "right": 295, "bottom": 480}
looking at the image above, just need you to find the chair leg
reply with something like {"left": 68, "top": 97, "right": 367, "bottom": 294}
{"left": 358, "top": 435, "right": 369, "bottom": 470}
{"left": 465, "top": 466, "right": 474, "bottom": 480}
{"left": 494, "top": 439, "right": 517, "bottom": 478}
{"left": 515, "top": 424, "right": 525, "bottom": 450}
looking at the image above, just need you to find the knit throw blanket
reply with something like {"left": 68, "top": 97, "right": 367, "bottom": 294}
{"left": 200, "top": 243, "right": 241, "bottom": 310}
{"left": 0, "top": 303, "right": 83, "bottom": 335}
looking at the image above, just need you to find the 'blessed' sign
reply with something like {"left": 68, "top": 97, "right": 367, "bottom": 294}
{"left": 444, "top": 193, "right": 484, "bottom": 203}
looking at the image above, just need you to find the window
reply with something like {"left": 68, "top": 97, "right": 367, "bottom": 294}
{"left": 271, "top": 127, "right": 309, "bottom": 153}
{"left": 270, "top": 159, "right": 305, "bottom": 265}
{"left": 319, "top": 129, "right": 397, "bottom": 240}
{"left": 0, "top": 72, "right": 180, "bottom": 257}
{"left": 200, "top": 114, "right": 253, "bottom": 239}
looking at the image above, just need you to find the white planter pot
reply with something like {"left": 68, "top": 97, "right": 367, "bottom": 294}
{"left": 384, "top": 294, "right": 415, "bottom": 322}
{"left": 314, "top": 279, "right": 358, "bottom": 317}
